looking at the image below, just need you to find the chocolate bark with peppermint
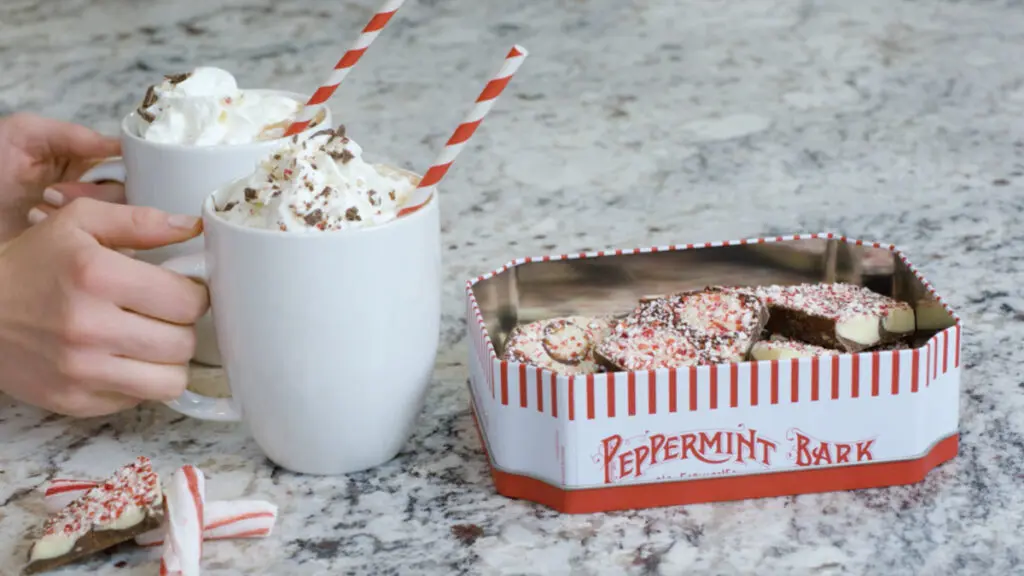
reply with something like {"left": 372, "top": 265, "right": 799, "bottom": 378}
{"left": 24, "top": 457, "right": 163, "bottom": 575}
{"left": 755, "top": 283, "right": 916, "bottom": 353}
{"left": 594, "top": 287, "right": 769, "bottom": 371}
{"left": 502, "top": 316, "right": 614, "bottom": 375}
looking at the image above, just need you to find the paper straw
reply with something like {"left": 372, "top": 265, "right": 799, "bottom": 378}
{"left": 397, "top": 45, "right": 528, "bottom": 217}
{"left": 283, "top": 0, "right": 407, "bottom": 136}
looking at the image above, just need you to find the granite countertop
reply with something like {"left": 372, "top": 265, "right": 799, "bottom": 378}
{"left": 1, "top": 0, "right": 1020, "bottom": 574}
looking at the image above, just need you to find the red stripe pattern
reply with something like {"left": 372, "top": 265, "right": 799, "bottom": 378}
{"left": 398, "top": 45, "right": 528, "bottom": 217}
{"left": 283, "top": 0, "right": 406, "bottom": 136}
{"left": 465, "top": 234, "right": 963, "bottom": 419}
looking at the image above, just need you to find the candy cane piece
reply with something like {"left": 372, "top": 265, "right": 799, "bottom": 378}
{"left": 160, "top": 465, "right": 205, "bottom": 576}
{"left": 135, "top": 500, "right": 278, "bottom": 547}
{"left": 42, "top": 479, "right": 99, "bottom": 513}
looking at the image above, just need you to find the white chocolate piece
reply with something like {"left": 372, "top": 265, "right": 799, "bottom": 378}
{"left": 750, "top": 336, "right": 837, "bottom": 361}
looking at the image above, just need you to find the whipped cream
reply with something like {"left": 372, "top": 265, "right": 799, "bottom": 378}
{"left": 213, "top": 126, "right": 416, "bottom": 232}
{"left": 136, "top": 66, "right": 301, "bottom": 146}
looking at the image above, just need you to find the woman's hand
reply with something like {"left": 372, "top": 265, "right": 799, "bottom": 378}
{"left": 0, "top": 198, "right": 210, "bottom": 417}
{"left": 0, "top": 112, "right": 123, "bottom": 241}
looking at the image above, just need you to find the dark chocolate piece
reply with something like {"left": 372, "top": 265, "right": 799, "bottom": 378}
{"left": 755, "top": 283, "right": 916, "bottom": 353}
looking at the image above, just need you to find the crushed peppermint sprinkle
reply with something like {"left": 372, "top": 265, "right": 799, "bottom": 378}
{"left": 502, "top": 316, "right": 613, "bottom": 375}
{"left": 595, "top": 287, "right": 767, "bottom": 371}
{"left": 754, "top": 283, "right": 911, "bottom": 322}
{"left": 39, "top": 457, "right": 161, "bottom": 541}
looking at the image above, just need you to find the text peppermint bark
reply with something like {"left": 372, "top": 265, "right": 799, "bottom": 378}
{"left": 600, "top": 427, "right": 875, "bottom": 484}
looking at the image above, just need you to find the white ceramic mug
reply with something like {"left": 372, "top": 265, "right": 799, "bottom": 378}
{"left": 160, "top": 171, "right": 441, "bottom": 476}
{"left": 78, "top": 91, "right": 332, "bottom": 366}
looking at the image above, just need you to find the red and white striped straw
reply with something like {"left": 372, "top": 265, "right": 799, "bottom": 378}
{"left": 283, "top": 0, "right": 406, "bottom": 137}
{"left": 397, "top": 45, "right": 528, "bottom": 217}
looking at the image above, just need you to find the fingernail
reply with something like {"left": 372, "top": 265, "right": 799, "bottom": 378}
{"left": 167, "top": 214, "right": 200, "bottom": 229}
{"left": 42, "top": 188, "right": 64, "bottom": 207}
{"left": 27, "top": 207, "right": 48, "bottom": 225}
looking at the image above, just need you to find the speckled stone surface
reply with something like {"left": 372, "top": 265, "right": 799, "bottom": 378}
{"left": 1, "top": 0, "right": 1021, "bottom": 574}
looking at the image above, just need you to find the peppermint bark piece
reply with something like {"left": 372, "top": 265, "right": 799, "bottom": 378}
{"left": 502, "top": 316, "right": 613, "bottom": 375}
{"left": 750, "top": 335, "right": 837, "bottom": 361}
{"left": 25, "top": 457, "right": 164, "bottom": 575}
{"left": 755, "top": 283, "right": 916, "bottom": 353}
{"left": 595, "top": 287, "right": 769, "bottom": 371}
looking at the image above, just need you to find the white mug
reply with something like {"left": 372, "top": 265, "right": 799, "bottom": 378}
{"left": 78, "top": 91, "right": 332, "bottom": 366}
{"left": 160, "top": 171, "right": 441, "bottom": 476}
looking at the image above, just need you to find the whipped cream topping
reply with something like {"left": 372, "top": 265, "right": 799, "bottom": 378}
{"left": 213, "top": 126, "right": 416, "bottom": 232}
{"left": 136, "top": 66, "right": 300, "bottom": 146}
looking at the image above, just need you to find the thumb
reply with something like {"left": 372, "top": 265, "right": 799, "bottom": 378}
{"left": 58, "top": 197, "right": 202, "bottom": 250}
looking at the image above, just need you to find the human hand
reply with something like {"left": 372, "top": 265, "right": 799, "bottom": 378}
{"left": 0, "top": 198, "right": 209, "bottom": 417}
{"left": 0, "top": 113, "right": 122, "bottom": 241}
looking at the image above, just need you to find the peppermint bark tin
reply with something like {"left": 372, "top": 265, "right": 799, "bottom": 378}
{"left": 464, "top": 234, "right": 961, "bottom": 513}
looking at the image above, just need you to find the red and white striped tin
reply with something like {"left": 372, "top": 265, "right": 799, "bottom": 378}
{"left": 464, "top": 233, "right": 961, "bottom": 513}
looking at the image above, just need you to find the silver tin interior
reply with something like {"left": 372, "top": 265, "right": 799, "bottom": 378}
{"left": 471, "top": 238, "right": 957, "bottom": 357}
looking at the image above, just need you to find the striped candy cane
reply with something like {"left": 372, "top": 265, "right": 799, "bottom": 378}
{"left": 283, "top": 0, "right": 407, "bottom": 136}
{"left": 41, "top": 479, "right": 278, "bottom": 546}
{"left": 160, "top": 465, "right": 205, "bottom": 576}
{"left": 397, "top": 45, "right": 528, "bottom": 217}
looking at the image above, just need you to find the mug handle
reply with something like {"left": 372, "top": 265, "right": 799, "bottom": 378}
{"left": 79, "top": 157, "right": 127, "bottom": 184}
{"left": 160, "top": 252, "right": 242, "bottom": 423}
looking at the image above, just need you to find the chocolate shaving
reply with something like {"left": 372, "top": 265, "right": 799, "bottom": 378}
{"left": 388, "top": 190, "right": 397, "bottom": 201}
{"left": 368, "top": 190, "right": 381, "bottom": 207}
{"left": 218, "top": 201, "right": 238, "bottom": 212}
{"left": 345, "top": 207, "right": 361, "bottom": 222}
{"left": 318, "top": 186, "right": 334, "bottom": 199}
{"left": 244, "top": 187, "right": 258, "bottom": 201}
{"left": 303, "top": 209, "right": 324, "bottom": 227}
{"left": 164, "top": 72, "right": 190, "bottom": 85}
{"left": 310, "top": 128, "right": 335, "bottom": 140}
{"left": 336, "top": 124, "right": 346, "bottom": 138}
{"left": 141, "top": 86, "right": 158, "bottom": 108}
{"left": 137, "top": 86, "right": 158, "bottom": 121}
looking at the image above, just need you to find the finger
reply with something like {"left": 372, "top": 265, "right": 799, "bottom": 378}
{"left": 66, "top": 350, "right": 189, "bottom": 402}
{"left": 70, "top": 247, "right": 208, "bottom": 324}
{"left": 11, "top": 113, "right": 120, "bottom": 161}
{"left": 45, "top": 182, "right": 126, "bottom": 207}
{"left": 29, "top": 207, "right": 136, "bottom": 256}
{"left": 27, "top": 205, "right": 55, "bottom": 225}
{"left": 57, "top": 197, "right": 202, "bottom": 250}
{"left": 93, "top": 358, "right": 190, "bottom": 402}
{"left": 51, "top": 389, "right": 141, "bottom": 418}
{"left": 108, "top": 307, "right": 198, "bottom": 364}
